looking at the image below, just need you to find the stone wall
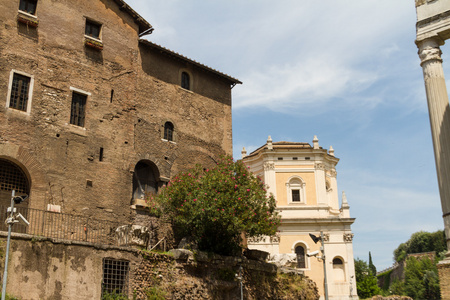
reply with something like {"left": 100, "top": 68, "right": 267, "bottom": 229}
{"left": 0, "top": 0, "right": 236, "bottom": 226}
{"left": 0, "top": 234, "right": 319, "bottom": 300}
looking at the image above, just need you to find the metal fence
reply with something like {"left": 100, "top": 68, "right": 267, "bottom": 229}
{"left": 0, "top": 205, "right": 122, "bottom": 246}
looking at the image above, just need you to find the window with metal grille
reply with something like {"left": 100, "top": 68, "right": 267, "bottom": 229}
{"left": 295, "top": 245, "right": 306, "bottom": 268}
{"left": 85, "top": 19, "right": 101, "bottom": 39}
{"left": 0, "top": 159, "right": 29, "bottom": 195}
{"left": 164, "top": 122, "right": 174, "bottom": 141}
{"left": 9, "top": 73, "right": 30, "bottom": 112}
{"left": 70, "top": 92, "right": 87, "bottom": 127}
{"left": 102, "top": 258, "right": 129, "bottom": 298}
{"left": 19, "top": 0, "right": 37, "bottom": 15}
{"left": 181, "top": 72, "right": 190, "bottom": 90}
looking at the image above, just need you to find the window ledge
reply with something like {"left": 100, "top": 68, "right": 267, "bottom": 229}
{"left": 17, "top": 11, "right": 39, "bottom": 27}
{"left": 65, "top": 123, "right": 87, "bottom": 137}
{"left": 161, "top": 138, "right": 177, "bottom": 144}
{"left": 84, "top": 36, "right": 103, "bottom": 51}
{"left": 178, "top": 86, "right": 193, "bottom": 93}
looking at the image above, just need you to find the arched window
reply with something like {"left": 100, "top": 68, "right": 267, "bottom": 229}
{"left": 181, "top": 72, "right": 190, "bottom": 90}
{"left": 0, "top": 159, "right": 30, "bottom": 206}
{"left": 132, "top": 161, "right": 159, "bottom": 200}
{"left": 295, "top": 245, "right": 306, "bottom": 269}
{"left": 333, "top": 257, "right": 345, "bottom": 282}
{"left": 164, "top": 122, "right": 174, "bottom": 141}
{"left": 286, "top": 176, "right": 306, "bottom": 204}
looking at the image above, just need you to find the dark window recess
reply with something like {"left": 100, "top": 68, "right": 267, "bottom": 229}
{"left": 133, "top": 161, "right": 159, "bottom": 200}
{"left": 70, "top": 92, "right": 87, "bottom": 127}
{"left": 293, "top": 157, "right": 298, "bottom": 160}
{"left": 10, "top": 73, "right": 30, "bottom": 112}
{"left": 102, "top": 259, "right": 129, "bottom": 298}
{"left": 164, "top": 122, "right": 174, "bottom": 141}
{"left": 295, "top": 246, "right": 306, "bottom": 268}
{"left": 19, "top": 0, "right": 37, "bottom": 15}
{"left": 305, "top": 157, "right": 310, "bottom": 160}
{"left": 99, "top": 147, "right": 104, "bottom": 162}
{"left": 292, "top": 190, "right": 300, "bottom": 202}
{"left": 333, "top": 258, "right": 343, "bottom": 265}
{"left": 110, "top": 89, "right": 114, "bottom": 103}
{"left": 85, "top": 19, "right": 101, "bottom": 39}
{"left": 181, "top": 72, "right": 190, "bottom": 90}
{"left": 278, "top": 157, "right": 283, "bottom": 160}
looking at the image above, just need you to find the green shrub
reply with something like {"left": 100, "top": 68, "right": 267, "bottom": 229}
{"left": 155, "top": 155, "right": 280, "bottom": 256}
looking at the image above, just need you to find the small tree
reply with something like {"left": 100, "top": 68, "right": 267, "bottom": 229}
{"left": 369, "top": 251, "right": 377, "bottom": 276}
{"left": 404, "top": 256, "right": 440, "bottom": 300}
{"left": 354, "top": 258, "right": 381, "bottom": 299}
{"left": 155, "top": 155, "right": 281, "bottom": 256}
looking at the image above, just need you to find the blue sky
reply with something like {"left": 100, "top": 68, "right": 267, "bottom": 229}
{"left": 127, "top": 0, "right": 448, "bottom": 270}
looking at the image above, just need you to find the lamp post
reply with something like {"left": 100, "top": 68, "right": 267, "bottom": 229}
{"left": 1, "top": 190, "right": 28, "bottom": 300}
{"left": 309, "top": 231, "right": 328, "bottom": 300}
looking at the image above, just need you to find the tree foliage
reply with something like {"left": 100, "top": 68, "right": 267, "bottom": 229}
{"left": 393, "top": 230, "right": 446, "bottom": 262}
{"left": 403, "top": 256, "right": 440, "bottom": 300}
{"left": 354, "top": 258, "right": 381, "bottom": 299}
{"left": 369, "top": 251, "right": 377, "bottom": 276}
{"left": 155, "top": 155, "right": 281, "bottom": 256}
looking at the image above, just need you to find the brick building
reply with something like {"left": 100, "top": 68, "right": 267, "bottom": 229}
{"left": 0, "top": 0, "right": 240, "bottom": 225}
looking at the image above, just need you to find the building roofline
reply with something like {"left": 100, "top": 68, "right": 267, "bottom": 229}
{"left": 245, "top": 142, "right": 314, "bottom": 159}
{"left": 112, "top": 0, "right": 153, "bottom": 34}
{"left": 139, "top": 39, "right": 242, "bottom": 85}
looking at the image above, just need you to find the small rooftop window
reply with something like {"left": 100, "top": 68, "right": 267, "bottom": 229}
{"left": 181, "top": 72, "right": 190, "bottom": 90}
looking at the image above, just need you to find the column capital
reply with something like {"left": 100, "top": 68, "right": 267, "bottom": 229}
{"left": 417, "top": 38, "right": 443, "bottom": 66}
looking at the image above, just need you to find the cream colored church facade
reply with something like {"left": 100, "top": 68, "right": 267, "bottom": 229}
{"left": 242, "top": 136, "right": 358, "bottom": 300}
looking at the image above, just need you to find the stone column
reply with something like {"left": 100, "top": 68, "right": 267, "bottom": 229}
{"left": 417, "top": 37, "right": 450, "bottom": 259}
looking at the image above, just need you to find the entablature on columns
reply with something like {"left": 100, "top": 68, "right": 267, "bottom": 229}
{"left": 416, "top": 0, "right": 450, "bottom": 43}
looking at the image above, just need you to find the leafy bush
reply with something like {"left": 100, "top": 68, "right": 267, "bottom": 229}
{"left": 101, "top": 291, "right": 129, "bottom": 300}
{"left": 354, "top": 258, "right": 381, "bottom": 299}
{"left": 403, "top": 256, "right": 440, "bottom": 300}
{"left": 155, "top": 155, "right": 280, "bottom": 256}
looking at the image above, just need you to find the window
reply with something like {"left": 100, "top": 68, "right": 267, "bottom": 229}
{"left": 8, "top": 73, "right": 31, "bottom": 112}
{"left": 85, "top": 19, "right": 101, "bottom": 40}
{"left": 333, "top": 257, "right": 345, "bottom": 281}
{"left": 0, "top": 159, "right": 30, "bottom": 207}
{"left": 164, "top": 122, "right": 174, "bottom": 141}
{"left": 102, "top": 258, "right": 129, "bottom": 298}
{"left": 19, "top": 0, "right": 37, "bottom": 15}
{"left": 286, "top": 176, "right": 306, "bottom": 204}
{"left": 132, "top": 161, "right": 160, "bottom": 200}
{"left": 295, "top": 245, "right": 306, "bottom": 268}
{"left": 70, "top": 91, "right": 87, "bottom": 127}
{"left": 181, "top": 71, "right": 190, "bottom": 90}
{"left": 292, "top": 190, "right": 300, "bottom": 202}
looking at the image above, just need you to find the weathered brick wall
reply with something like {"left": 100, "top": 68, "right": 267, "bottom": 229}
{"left": 0, "top": 0, "right": 234, "bottom": 226}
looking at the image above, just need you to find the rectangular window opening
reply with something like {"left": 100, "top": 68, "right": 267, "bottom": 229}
{"left": 19, "top": 0, "right": 37, "bottom": 15}
{"left": 99, "top": 147, "right": 104, "bottom": 162}
{"left": 85, "top": 19, "right": 101, "bottom": 40}
{"left": 110, "top": 89, "right": 114, "bottom": 103}
{"left": 9, "top": 73, "right": 31, "bottom": 112}
{"left": 102, "top": 258, "right": 129, "bottom": 298}
{"left": 278, "top": 157, "right": 283, "bottom": 161}
{"left": 305, "top": 157, "right": 311, "bottom": 160}
{"left": 292, "top": 190, "right": 300, "bottom": 202}
{"left": 293, "top": 157, "right": 298, "bottom": 160}
{"left": 70, "top": 92, "right": 87, "bottom": 127}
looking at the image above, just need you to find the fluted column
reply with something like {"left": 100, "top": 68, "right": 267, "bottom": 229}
{"left": 417, "top": 38, "right": 450, "bottom": 259}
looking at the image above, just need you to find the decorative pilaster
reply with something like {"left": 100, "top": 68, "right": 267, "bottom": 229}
{"left": 417, "top": 38, "right": 450, "bottom": 259}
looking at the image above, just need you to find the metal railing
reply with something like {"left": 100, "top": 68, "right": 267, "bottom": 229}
{"left": 0, "top": 205, "right": 122, "bottom": 246}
